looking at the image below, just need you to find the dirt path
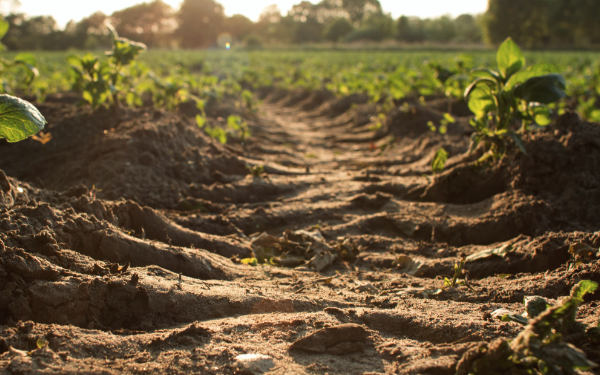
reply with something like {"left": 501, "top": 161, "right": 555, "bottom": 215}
{"left": 0, "top": 92, "right": 599, "bottom": 374}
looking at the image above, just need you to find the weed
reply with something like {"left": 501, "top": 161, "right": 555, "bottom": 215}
{"left": 467, "top": 280, "right": 599, "bottom": 374}
{"left": 431, "top": 148, "right": 449, "bottom": 174}
{"left": 444, "top": 256, "right": 466, "bottom": 288}
{"left": 465, "top": 37, "right": 566, "bottom": 163}
{"left": 68, "top": 23, "right": 146, "bottom": 109}
{"left": 247, "top": 164, "right": 264, "bottom": 178}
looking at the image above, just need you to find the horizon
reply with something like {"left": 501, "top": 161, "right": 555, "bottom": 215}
{"left": 14, "top": 0, "right": 488, "bottom": 29}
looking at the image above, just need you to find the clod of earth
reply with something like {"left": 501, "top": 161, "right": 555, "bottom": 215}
{"left": 289, "top": 323, "right": 369, "bottom": 355}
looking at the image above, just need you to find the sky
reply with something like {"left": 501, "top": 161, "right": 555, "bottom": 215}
{"left": 15, "top": 0, "right": 488, "bottom": 28}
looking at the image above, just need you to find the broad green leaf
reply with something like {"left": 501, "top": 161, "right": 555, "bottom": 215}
{"left": 514, "top": 74, "right": 567, "bottom": 104}
{"left": 573, "top": 280, "right": 598, "bottom": 300}
{"left": 14, "top": 53, "right": 39, "bottom": 84}
{"left": 0, "top": 94, "right": 46, "bottom": 143}
{"left": 0, "top": 20, "right": 9, "bottom": 41}
{"left": 497, "top": 37, "right": 525, "bottom": 80}
{"left": 531, "top": 105, "right": 552, "bottom": 126}
{"left": 471, "top": 68, "right": 501, "bottom": 82}
{"left": 66, "top": 55, "right": 83, "bottom": 70}
{"left": 468, "top": 86, "right": 496, "bottom": 118}
{"left": 228, "top": 115, "right": 241, "bottom": 129}
{"left": 14, "top": 53, "right": 36, "bottom": 67}
{"left": 431, "top": 148, "right": 448, "bottom": 173}
{"left": 506, "top": 63, "right": 556, "bottom": 90}
{"left": 464, "top": 77, "right": 496, "bottom": 99}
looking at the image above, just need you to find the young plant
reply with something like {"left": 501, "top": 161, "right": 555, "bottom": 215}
{"left": 468, "top": 280, "right": 599, "bottom": 374}
{"left": 146, "top": 73, "right": 189, "bottom": 110}
{"left": 431, "top": 148, "right": 449, "bottom": 174}
{"left": 465, "top": 38, "right": 566, "bottom": 162}
{"left": 195, "top": 99, "right": 227, "bottom": 144}
{"left": 241, "top": 89, "right": 259, "bottom": 114}
{"left": 67, "top": 53, "right": 111, "bottom": 108}
{"left": 67, "top": 23, "right": 146, "bottom": 109}
{"left": 227, "top": 115, "right": 251, "bottom": 144}
{"left": 0, "top": 94, "right": 46, "bottom": 142}
{"left": 444, "top": 256, "right": 466, "bottom": 288}
{"left": 0, "top": 20, "right": 38, "bottom": 92}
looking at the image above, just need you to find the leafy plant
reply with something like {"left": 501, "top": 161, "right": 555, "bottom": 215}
{"left": 227, "top": 115, "right": 251, "bottom": 144}
{"left": 0, "top": 94, "right": 46, "bottom": 142}
{"left": 0, "top": 20, "right": 38, "bottom": 92}
{"left": 444, "top": 256, "right": 466, "bottom": 288}
{"left": 465, "top": 37, "right": 566, "bottom": 162}
{"left": 468, "top": 280, "right": 599, "bottom": 375}
{"left": 431, "top": 148, "right": 449, "bottom": 174}
{"left": 68, "top": 23, "right": 146, "bottom": 109}
{"left": 247, "top": 164, "right": 264, "bottom": 178}
{"left": 241, "top": 89, "right": 259, "bottom": 114}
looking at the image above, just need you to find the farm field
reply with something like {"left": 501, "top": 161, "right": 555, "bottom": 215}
{"left": 1, "top": 43, "right": 600, "bottom": 375}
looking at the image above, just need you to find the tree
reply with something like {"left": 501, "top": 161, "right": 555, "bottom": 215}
{"left": 484, "top": 0, "right": 551, "bottom": 47}
{"left": 289, "top": 1, "right": 324, "bottom": 43}
{"left": 69, "top": 11, "right": 111, "bottom": 49}
{"left": 324, "top": 17, "right": 353, "bottom": 42}
{"left": 454, "top": 14, "right": 482, "bottom": 44}
{"left": 341, "top": 0, "right": 382, "bottom": 25}
{"left": 111, "top": 0, "right": 175, "bottom": 48}
{"left": 3, "top": 14, "right": 60, "bottom": 50}
{"left": 423, "top": 15, "right": 456, "bottom": 43}
{"left": 396, "top": 15, "right": 425, "bottom": 43}
{"left": 224, "top": 14, "right": 254, "bottom": 42}
{"left": 176, "top": 0, "right": 225, "bottom": 48}
{"left": 345, "top": 11, "right": 392, "bottom": 42}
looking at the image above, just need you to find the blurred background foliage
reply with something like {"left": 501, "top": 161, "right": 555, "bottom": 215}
{"left": 1, "top": 0, "right": 600, "bottom": 50}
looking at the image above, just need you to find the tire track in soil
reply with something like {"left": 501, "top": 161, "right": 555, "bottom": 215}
{"left": 1, "top": 93, "right": 599, "bottom": 374}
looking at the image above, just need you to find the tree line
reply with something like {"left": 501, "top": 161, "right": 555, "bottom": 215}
{"left": 2, "top": 0, "right": 600, "bottom": 50}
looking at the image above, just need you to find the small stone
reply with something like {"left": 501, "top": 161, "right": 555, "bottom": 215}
{"left": 235, "top": 353, "right": 275, "bottom": 374}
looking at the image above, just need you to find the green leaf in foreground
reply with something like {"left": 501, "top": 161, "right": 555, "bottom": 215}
{"left": 0, "top": 94, "right": 46, "bottom": 143}
{"left": 497, "top": 37, "right": 525, "bottom": 80}
{"left": 513, "top": 73, "right": 567, "bottom": 104}
{"left": 431, "top": 148, "right": 448, "bottom": 173}
{"left": 573, "top": 280, "right": 598, "bottom": 300}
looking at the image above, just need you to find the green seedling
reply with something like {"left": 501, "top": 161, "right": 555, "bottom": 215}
{"left": 0, "top": 20, "right": 38, "bottom": 92}
{"left": 242, "top": 89, "right": 259, "bottom": 114}
{"left": 227, "top": 115, "right": 251, "bottom": 144}
{"left": 469, "top": 280, "right": 599, "bottom": 374}
{"left": 431, "top": 148, "right": 449, "bottom": 174}
{"left": 444, "top": 256, "right": 466, "bottom": 288}
{"left": 0, "top": 94, "right": 46, "bottom": 142}
{"left": 36, "top": 338, "right": 48, "bottom": 349}
{"left": 247, "top": 164, "right": 264, "bottom": 178}
{"left": 68, "top": 23, "right": 146, "bottom": 109}
{"left": 146, "top": 72, "right": 189, "bottom": 110}
{"left": 194, "top": 99, "right": 227, "bottom": 144}
{"left": 428, "top": 113, "right": 455, "bottom": 135}
{"left": 465, "top": 37, "right": 566, "bottom": 163}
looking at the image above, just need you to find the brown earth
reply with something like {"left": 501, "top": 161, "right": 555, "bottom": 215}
{"left": 0, "top": 89, "right": 599, "bottom": 374}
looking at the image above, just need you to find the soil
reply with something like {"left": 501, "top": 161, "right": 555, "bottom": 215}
{"left": 0, "top": 89, "right": 599, "bottom": 374}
